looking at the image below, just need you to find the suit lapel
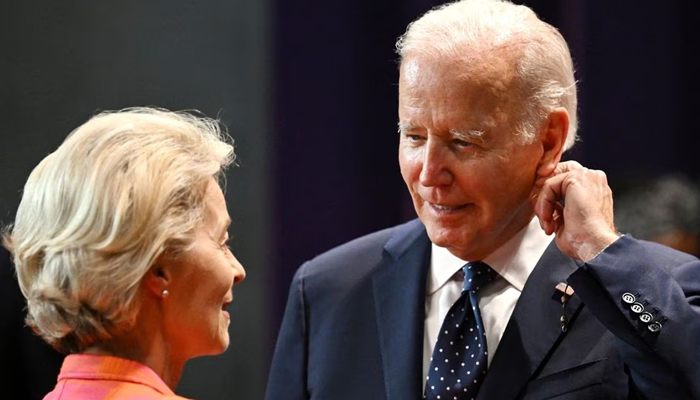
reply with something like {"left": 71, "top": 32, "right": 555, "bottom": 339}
{"left": 477, "top": 241, "right": 583, "bottom": 400}
{"left": 373, "top": 219, "right": 431, "bottom": 400}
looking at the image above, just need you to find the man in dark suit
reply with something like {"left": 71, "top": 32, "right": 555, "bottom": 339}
{"left": 265, "top": 0, "right": 700, "bottom": 399}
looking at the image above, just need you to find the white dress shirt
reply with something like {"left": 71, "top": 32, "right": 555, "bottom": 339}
{"left": 422, "top": 217, "right": 555, "bottom": 381}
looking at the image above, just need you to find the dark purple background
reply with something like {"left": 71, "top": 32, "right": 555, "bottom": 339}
{"left": 1, "top": 1, "right": 698, "bottom": 398}
{"left": 270, "top": 0, "right": 700, "bottom": 342}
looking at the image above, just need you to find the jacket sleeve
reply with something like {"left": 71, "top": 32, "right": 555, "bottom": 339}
{"left": 567, "top": 235, "right": 700, "bottom": 399}
{"left": 265, "top": 264, "right": 310, "bottom": 400}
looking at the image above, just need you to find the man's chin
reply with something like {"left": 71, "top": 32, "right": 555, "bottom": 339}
{"left": 425, "top": 225, "right": 469, "bottom": 250}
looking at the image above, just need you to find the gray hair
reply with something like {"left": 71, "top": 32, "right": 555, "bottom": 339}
{"left": 396, "top": 0, "right": 578, "bottom": 149}
{"left": 3, "top": 107, "right": 235, "bottom": 353}
{"left": 615, "top": 174, "right": 700, "bottom": 240}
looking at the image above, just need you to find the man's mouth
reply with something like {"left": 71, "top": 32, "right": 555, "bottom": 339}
{"left": 428, "top": 202, "right": 468, "bottom": 211}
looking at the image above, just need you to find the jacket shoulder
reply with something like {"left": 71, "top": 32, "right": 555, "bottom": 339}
{"left": 294, "top": 218, "right": 426, "bottom": 287}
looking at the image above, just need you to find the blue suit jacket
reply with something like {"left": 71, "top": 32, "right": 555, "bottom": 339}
{"left": 265, "top": 219, "right": 700, "bottom": 399}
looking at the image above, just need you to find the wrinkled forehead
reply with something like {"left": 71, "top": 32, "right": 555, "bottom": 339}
{"left": 399, "top": 44, "right": 522, "bottom": 93}
{"left": 398, "top": 50, "right": 524, "bottom": 125}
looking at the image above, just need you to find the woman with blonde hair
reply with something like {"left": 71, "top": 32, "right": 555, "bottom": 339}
{"left": 3, "top": 107, "right": 246, "bottom": 399}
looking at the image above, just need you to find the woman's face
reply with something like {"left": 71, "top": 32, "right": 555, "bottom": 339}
{"left": 162, "top": 178, "right": 246, "bottom": 359}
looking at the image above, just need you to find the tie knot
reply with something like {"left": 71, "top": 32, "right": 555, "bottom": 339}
{"left": 462, "top": 261, "right": 496, "bottom": 293}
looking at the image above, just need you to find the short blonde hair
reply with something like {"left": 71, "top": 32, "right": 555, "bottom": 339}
{"left": 396, "top": 0, "right": 578, "bottom": 149}
{"left": 3, "top": 107, "right": 235, "bottom": 353}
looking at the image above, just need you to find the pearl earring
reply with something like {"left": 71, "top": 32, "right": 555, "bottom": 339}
{"left": 162, "top": 289, "right": 170, "bottom": 298}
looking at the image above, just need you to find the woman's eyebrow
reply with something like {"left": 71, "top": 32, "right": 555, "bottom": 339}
{"left": 218, "top": 217, "right": 231, "bottom": 237}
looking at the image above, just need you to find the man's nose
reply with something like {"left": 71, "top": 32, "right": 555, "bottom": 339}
{"left": 419, "top": 141, "right": 452, "bottom": 187}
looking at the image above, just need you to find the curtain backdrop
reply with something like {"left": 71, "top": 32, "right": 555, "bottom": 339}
{"left": 1, "top": 1, "right": 698, "bottom": 399}
{"left": 269, "top": 0, "right": 700, "bottom": 357}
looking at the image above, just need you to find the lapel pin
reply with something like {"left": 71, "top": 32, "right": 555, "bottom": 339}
{"left": 555, "top": 283, "right": 574, "bottom": 332}
{"left": 555, "top": 282, "right": 574, "bottom": 297}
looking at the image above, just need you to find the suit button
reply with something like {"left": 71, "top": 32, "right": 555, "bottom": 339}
{"left": 630, "top": 302, "right": 645, "bottom": 313}
{"left": 648, "top": 321, "right": 663, "bottom": 333}
{"left": 622, "top": 293, "right": 636, "bottom": 304}
{"left": 639, "top": 312, "right": 654, "bottom": 323}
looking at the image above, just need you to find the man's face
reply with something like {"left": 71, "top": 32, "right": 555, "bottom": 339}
{"left": 398, "top": 55, "right": 545, "bottom": 261}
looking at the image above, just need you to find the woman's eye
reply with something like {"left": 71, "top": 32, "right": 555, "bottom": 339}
{"left": 220, "top": 239, "right": 231, "bottom": 251}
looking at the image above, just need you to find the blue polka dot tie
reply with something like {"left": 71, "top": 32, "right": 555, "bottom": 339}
{"left": 424, "top": 261, "right": 497, "bottom": 400}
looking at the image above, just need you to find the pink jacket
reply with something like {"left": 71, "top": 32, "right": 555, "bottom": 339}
{"left": 44, "top": 354, "right": 191, "bottom": 400}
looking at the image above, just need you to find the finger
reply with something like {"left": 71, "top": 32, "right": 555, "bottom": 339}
{"left": 536, "top": 160, "right": 581, "bottom": 190}
{"left": 551, "top": 160, "right": 583, "bottom": 176}
{"left": 536, "top": 171, "right": 568, "bottom": 222}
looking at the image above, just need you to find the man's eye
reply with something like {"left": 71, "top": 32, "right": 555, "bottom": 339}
{"left": 405, "top": 134, "right": 425, "bottom": 142}
{"left": 454, "top": 139, "right": 472, "bottom": 147}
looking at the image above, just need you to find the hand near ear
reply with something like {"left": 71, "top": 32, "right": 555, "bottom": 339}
{"left": 534, "top": 161, "right": 621, "bottom": 262}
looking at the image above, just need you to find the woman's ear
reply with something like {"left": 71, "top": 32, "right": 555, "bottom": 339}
{"left": 536, "top": 108, "right": 569, "bottom": 184}
{"left": 144, "top": 256, "right": 173, "bottom": 297}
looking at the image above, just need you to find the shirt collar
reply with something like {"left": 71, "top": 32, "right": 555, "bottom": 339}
{"left": 58, "top": 353, "right": 176, "bottom": 396}
{"left": 427, "top": 216, "right": 554, "bottom": 295}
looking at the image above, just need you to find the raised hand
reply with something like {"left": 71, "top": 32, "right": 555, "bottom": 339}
{"left": 534, "top": 161, "right": 620, "bottom": 261}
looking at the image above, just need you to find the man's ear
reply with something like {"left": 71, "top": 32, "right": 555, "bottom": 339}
{"left": 536, "top": 107, "right": 569, "bottom": 182}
